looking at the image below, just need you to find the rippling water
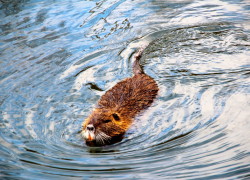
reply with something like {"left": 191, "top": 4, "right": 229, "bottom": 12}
{"left": 1, "top": 0, "right": 250, "bottom": 179}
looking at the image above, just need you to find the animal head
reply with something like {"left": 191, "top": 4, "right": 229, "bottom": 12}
{"left": 82, "top": 108, "right": 131, "bottom": 146}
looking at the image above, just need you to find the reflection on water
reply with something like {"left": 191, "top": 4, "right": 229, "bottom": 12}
{"left": 1, "top": 0, "right": 250, "bottom": 179}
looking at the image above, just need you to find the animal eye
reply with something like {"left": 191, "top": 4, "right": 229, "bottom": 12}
{"left": 104, "top": 119, "right": 111, "bottom": 123}
{"left": 112, "top": 113, "right": 120, "bottom": 121}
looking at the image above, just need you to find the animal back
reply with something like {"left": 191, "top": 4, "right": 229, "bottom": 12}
{"left": 98, "top": 74, "right": 158, "bottom": 118}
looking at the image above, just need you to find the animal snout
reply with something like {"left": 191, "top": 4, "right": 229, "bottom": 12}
{"left": 87, "top": 124, "right": 94, "bottom": 131}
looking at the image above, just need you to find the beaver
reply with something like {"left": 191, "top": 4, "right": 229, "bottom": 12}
{"left": 81, "top": 45, "right": 159, "bottom": 146}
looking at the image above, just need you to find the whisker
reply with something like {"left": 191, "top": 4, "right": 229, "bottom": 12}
{"left": 99, "top": 132, "right": 111, "bottom": 143}
{"left": 96, "top": 130, "right": 111, "bottom": 145}
{"left": 100, "top": 131, "right": 111, "bottom": 140}
{"left": 96, "top": 133, "right": 105, "bottom": 145}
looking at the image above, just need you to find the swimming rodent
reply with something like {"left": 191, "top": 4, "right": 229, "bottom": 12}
{"left": 81, "top": 44, "right": 159, "bottom": 146}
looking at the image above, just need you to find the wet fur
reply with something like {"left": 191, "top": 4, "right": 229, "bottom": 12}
{"left": 82, "top": 45, "right": 158, "bottom": 146}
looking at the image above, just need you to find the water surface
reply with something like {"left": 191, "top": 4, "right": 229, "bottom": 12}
{"left": 1, "top": 0, "right": 250, "bottom": 179}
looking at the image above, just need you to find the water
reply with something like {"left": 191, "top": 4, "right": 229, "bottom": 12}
{"left": 1, "top": 0, "right": 250, "bottom": 179}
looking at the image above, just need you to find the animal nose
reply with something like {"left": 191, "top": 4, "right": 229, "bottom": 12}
{"left": 87, "top": 124, "right": 94, "bottom": 131}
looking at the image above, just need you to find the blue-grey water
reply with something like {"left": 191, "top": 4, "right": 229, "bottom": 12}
{"left": 1, "top": 0, "right": 250, "bottom": 179}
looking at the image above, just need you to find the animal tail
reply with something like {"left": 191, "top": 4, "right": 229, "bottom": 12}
{"left": 132, "top": 43, "right": 149, "bottom": 75}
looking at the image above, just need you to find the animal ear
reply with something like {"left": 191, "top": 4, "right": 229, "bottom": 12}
{"left": 112, "top": 113, "right": 120, "bottom": 121}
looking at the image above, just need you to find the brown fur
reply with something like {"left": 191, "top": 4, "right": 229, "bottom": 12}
{"left": 82, "top": 45, "right": 158, "bottom": 146}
